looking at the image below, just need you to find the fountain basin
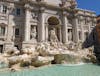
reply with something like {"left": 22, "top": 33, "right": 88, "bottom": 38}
{"left": 0, "top": 64, "right": 100, "bottom": 76}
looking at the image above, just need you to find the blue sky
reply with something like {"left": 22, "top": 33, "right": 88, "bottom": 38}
{"left": 77, "top": 0, "right": 100, "bottom": 15}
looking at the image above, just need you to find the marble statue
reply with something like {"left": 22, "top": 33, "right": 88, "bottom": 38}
{"left": 49, "top": 28, "right": 58, "bottom": 42}
{"left": 68, "top": 30, "right": 72, "bottom": 41}
{"left": 31, "top": 27, "right": 37, "bottom": 41}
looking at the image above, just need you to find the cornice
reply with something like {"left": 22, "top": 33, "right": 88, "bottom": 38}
{"left": 0, "top": 0, "right": 96, "bottom": 18}
{"left": 76, "top": 8, "right": 96, "bottom": 14}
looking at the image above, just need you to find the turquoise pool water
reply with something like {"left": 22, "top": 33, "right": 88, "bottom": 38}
{"left": 0, "top": 64, "right": 100, "bottom": 76}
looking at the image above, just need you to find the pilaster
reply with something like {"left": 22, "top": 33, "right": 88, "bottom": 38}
{"left": 5, "top": 6, "right": 14, "bottom": 50}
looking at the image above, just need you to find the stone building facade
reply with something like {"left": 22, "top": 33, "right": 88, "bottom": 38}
{"left": 0, "top": 0, "right": 96, "bottom": 52}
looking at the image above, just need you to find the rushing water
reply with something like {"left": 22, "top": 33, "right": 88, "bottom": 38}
{"left": 0, "top": 64, "right": 100, "bottom": 76}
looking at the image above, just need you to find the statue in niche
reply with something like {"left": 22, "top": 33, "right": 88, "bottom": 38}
{"left": 30, "top": 26, "right": 37, "bottom": 42}
{"left": 49, "top": 28, "right": 58, "bottom": 42}
{"left": 68, "top": 30, "right": 72, "bottom": 41}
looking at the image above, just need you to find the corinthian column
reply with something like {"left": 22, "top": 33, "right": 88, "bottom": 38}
{"left": 38, "top": 7, "right": 45, "bottom": 42}
{"left": 62, "top": 12, "right": 68, "bottom": 43}
{"left": 72, "top": 15, "right": 79, "bottom": 43}
{"left": 80, "top": 16, "right": 85, "bottom": 42}
{"left": 24, "top": 4, "right": 31, "bottom": 41}
{"left": 81, "top": 21, "right": 85, "bottom": 42}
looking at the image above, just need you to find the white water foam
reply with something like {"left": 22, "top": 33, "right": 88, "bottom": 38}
{"left": 61, "top": 62, "right": 87, "bottom": 66}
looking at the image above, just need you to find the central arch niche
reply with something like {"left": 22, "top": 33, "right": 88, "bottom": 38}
{"left": 48, "top": 16, "right": 60, "bottom": 25}
{"left": 47, "top": 16, "right": 62, "bottom": 42}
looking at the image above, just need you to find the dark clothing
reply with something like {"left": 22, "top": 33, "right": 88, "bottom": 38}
{"left": 83, "top": 27, "right": 100, "bottom": 62}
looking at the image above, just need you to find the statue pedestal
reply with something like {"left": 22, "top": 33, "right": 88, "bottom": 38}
{"left": 22, "top": 41, "right": 37, "bottom": 49}
{"left": 4, "top": 41, "right": 14, "bottom": 51}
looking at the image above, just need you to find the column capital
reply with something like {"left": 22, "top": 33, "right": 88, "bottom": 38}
{"left": 87, "top": 17, "right": 91, "bottom": 22}
{"left": 24, "top": 4, "right": 32, "bottom": 11}
{"left": 79, "top": 15, "right": 85, "bottom": 21}
{"left": 73, "top": 14, "right": 78, "bottom": 18}
{"left": 62, "top": 11, "right": 69, "bottom": 16}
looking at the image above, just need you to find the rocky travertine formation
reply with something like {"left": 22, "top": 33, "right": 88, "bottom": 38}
{"left": 0, "top": 42, "right": 96, "bottom": 71}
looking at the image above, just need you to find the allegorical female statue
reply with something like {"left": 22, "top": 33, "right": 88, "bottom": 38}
{"left": 31, "top": 26, "right": 37, "bottom": 41}
{"left": 49, "top": 28, "right": 58, "bottom": 42}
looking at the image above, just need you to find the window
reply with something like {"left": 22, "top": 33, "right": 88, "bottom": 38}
{"left": 2, "top": 5, "right": 7, "bottom": 14}
{"left": 15, "top": 28, "right": 19, "bottom": 36}
{"left": 0, "top": 27, "right": 5, "bottom": 36}
{"left": 84, "top": 32, "right": 89, "bottom": 39}
{"left": 85, "top": 19, "right": 88, "bottom": 25}
{"left": 78, "top": 19, "right": 81, "bottom": 24}
{"left": 0, "top": 45, "right": 3, "bottom": 53}
{"left": 92, "top": 22, "right": 95, "bottom": 26}
{"left": 16, "top": 8, "right": 21, "bottom": 16}
{"left": 0, "top": 5, "right": 7, "bottom": 14}
{"left": 79, "top": 31, "right": 82, "bottom": 40}
{"left": 0, "top": 5, "right": 1, "bottom": 13}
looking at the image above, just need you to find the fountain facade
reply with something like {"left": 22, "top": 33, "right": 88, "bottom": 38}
{"left": 0, "top": 0, "right": 97, "bottom": 71}
{"left": 0, "top": 0, "right": 96, "bottom": 51}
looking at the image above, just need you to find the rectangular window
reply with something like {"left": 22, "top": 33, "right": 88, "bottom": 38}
{"left": 0, "top": 45, "right": 3, "bottom": 53}
{"left": 16, "top": 8, "right": 21, "bottom": 16}
{"left": 2, "top": 5, "right": 7, "bottom": 14}
{"left": 85, "top": 19, "right": 87, "bottom": 25}
{"left": 0, "top": 27, "right": 5, "bottom": 36}
{"left": 15, "top": 28, "right": 19, "bottom": 36}
{"left": 92, "top": 22, "right": 96, "bottom": 26}
{"left": 84, "top": 32, "right": 89, "bottom": 39}
{"left": 0, "top": 5, "right": 1, "bottom": 13}
{"left": 79, "top": 31, "right": 82, "bottom": 40}
{"left": 78, "top": 19, "right": 81, "bottom": 24}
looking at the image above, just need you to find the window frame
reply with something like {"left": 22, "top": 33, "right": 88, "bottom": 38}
{"left": 15, "top": 28, "right": 20, "bottom": 37}
{"left": 2, "top": 5, "right": 7, "bottom": 14}
{"left": 0, "top": 26, "right": 5, "bottom": 36}
{"left": 16, "top": 8, "right": 21, "bottom": 16}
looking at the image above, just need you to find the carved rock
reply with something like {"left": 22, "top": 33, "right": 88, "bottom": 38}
{"left": 4, "top": 47, "right": 20, "bottom": 56}
{"left": 31, "top": 56, "right": 54, "bottom": 67}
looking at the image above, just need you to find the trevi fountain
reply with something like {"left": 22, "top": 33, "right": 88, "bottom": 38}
{"left": 0, "top": 0, "right": 100, "bottom": 76}
{"left": 0, "top": 26, "right": 98, "bottom": 76}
